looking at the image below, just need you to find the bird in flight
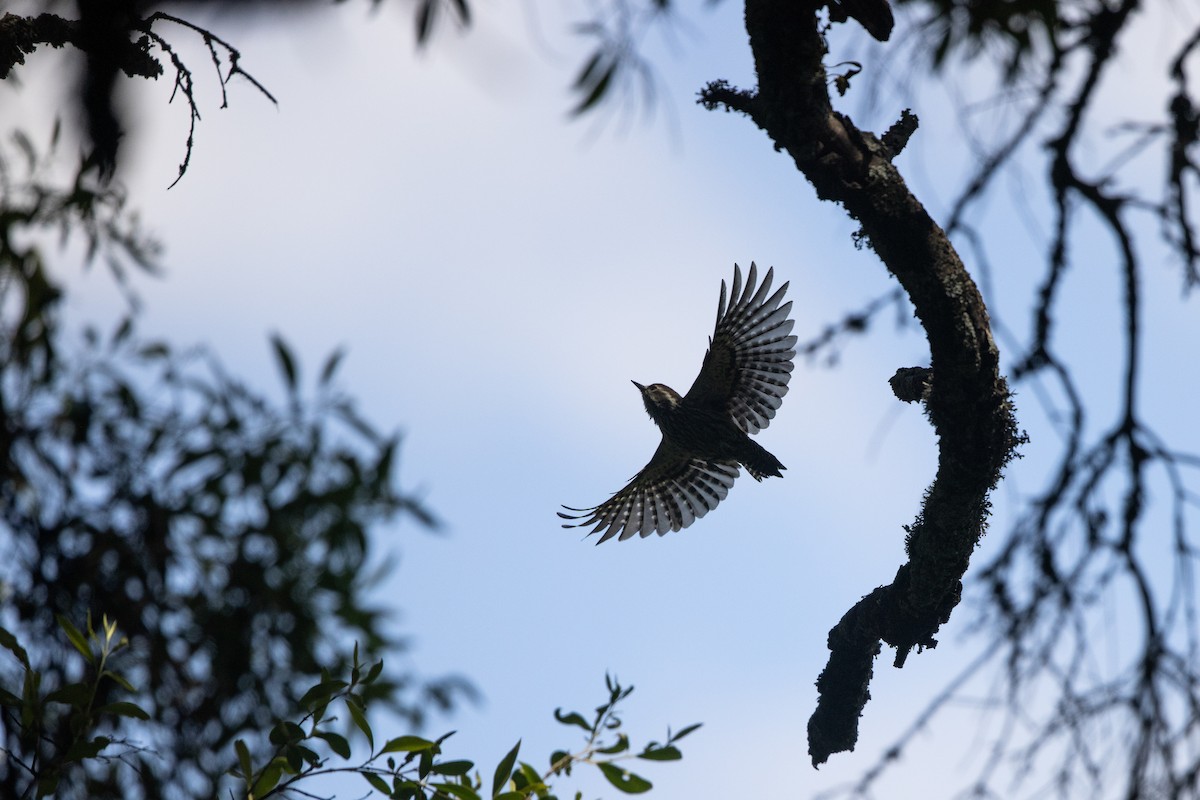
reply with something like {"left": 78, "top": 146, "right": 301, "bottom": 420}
{"left": 560, "top": 262, "right": 797, "bottom": 543}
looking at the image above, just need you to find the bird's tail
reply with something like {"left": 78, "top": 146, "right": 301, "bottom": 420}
{"left": 739, "top": 439, "right": 785, "bottom": 481}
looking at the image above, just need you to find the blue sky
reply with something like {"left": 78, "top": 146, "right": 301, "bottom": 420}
{"left": 6, "top": 1, "right": 1200, "bottom": 797}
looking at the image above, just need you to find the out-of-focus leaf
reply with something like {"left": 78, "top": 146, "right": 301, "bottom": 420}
{"left": 346, "top": 695, "right": 373, "bottom": 749}
{"left": 596, "top": 734, "right": 629, "bottom": 755}
{"left": 0, "top": 626, "right": 30, "bottom": 669}
{"left": 637, "top": 745, "right": 681, "bottom": 761}
{"left": 270, "top": 333, "right": 299, "bottom": 391}
{"left": 314, "top": 730, "right": 352, "bottom": 759}
{"left": 251, "top": 760, "right": 283, "bottom": 797}
{"left": 363, "top": 771, "right": 392, "bottom": 795}
{"left": 596, "top": 763, "right": 652, "bottom": 794}
{"left": 668, "top": 722, "right": 701, "bottom": 742}
{"left": 431, "top": 759, "right": 473, "bottom": 776}
{"left": 55, "top": 616, "right": 92, "bottom": 663}
{"left": 299, "top": 679, "right": 348, "bottom": 709}
{"left": 64, "top": 736, "right": 110, "bottom": 763}
{"left": 46, "top": 683, "right": 90, "bottom": 707}
{"left": 416, "top": 0, "right": 438, "bottom": 44}
{"left": 491, "top": 740, "right": 520, "bottom": 797}
{"left": 432, "top": 781, "right": 481, "bottom": 800}
{"left": 95, "top": 701, "right": 150, "bottom": 720}
{"left": 382, "top": 735, "right": 435, "bottom": 753}
{"left": 319, "top": 346, "right": 346, "bottom": 386}
{"left": 236, "top": 739, "right": 253, "bottom": 781}
{"left": 554, "top": 709, "right": 591, "bottom": 731}
{"left": 571, "top": 61, "right": 617, "bottom": 116}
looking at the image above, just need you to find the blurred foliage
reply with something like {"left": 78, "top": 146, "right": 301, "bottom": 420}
{"left": 0, "top": 1, "right": 472, "bottom": 184}
{"left": 0, "top": 132, "right": 471, "bottom": 798}
{"left": 894, "top": 0, "right": 1062, "bottom": 79}
{"left": 1, "top": 617, "right": 697, "bottom": 800}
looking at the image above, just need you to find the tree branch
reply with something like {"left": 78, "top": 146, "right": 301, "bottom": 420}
{"left": 714, "top": 0, "right": 1019, "bottom": 766}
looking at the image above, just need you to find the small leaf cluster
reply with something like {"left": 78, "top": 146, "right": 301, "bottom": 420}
{"left": 0, "top": 132, "right": 461, "bottom": 800}
{"left": 229, "top": 668, "right": 699, "bottom": 800}
{"left": 547, "top": 674, "right": 701, "bottom": 796}
{"left": 0, "top": 615, "right": 149, "bottom": 798}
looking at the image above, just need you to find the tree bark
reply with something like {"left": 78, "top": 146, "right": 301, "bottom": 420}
{"left": 701, "top": 0, "right": 1020, "bottom": 766}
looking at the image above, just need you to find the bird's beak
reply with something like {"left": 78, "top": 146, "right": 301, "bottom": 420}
{"left": 631, "top": 381, "right": 646, "bottom": 392}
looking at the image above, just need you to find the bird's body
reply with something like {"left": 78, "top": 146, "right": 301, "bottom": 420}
{"left": 560, "top": 263, "right": 797, "bottom": 543}
{"left": 635, "top": 382, "right": 785, "bottom": 480}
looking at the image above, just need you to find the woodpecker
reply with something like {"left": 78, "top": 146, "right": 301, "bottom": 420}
{"left": 560, "top": 262, "right": 797, "bottom": 543}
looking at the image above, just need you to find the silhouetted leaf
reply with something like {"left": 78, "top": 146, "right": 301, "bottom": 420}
{"left": 432, "top": 782, "right": 481, "bottom": 800}
{"left": 0, "top": 626, "right": 30, "bottom": 669}
{"left": 315, "top": 730, "right": 352, "bottom": 759}
{"left": 55, "top": 616, "right": 92, "bottom": 664}
{"left": 95, "top": 702, "right": 150, "bottom": 720}
{"left": 416, "top": 0, "right": 438, "bottom": 44}
{"left": 492, "top": 740, "right": 520, "bottom": 797}
{"left": 236, "top": 739, "right": 253, "bottom": 781}
{"left": 299, "top": 679, "right": 347, "bottom": 709}
{"left": 270, "top": 333, "right": 298, "bottom": 391}
{"left": 46, "top": 683, "right": 90, "bottom": 707}
{"left": 596, "top": 763, "right": 652, "bottom": 794}
{"left": 363, "top": 772, "right": 392, "bottom": 795}
{"left": 431, "top": 759, "right": 473, "bottom": 776}
{"left": 319, "top": 346, "right": 346, "bottom": 386}
{"left": 554, "top": 709, "right": 591, "bottom": 731}
{"left": 637, "top": 745, "right": 681, "bottom": 761}
{"left": 383, "top": 735, "right": 435, "bottom": 753}
{"left": 669, "top": 722, "right": 702, "bottom": 741}
{"left": 346, "top": 696, "right": 373, "bottom": 750}
{"left": 572, "top": 61, "right": 617, "bottom": 116}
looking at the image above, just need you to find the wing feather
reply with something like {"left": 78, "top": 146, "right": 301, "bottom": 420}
{"left": 683, "top": 262, "right": 798, "bottom": 434}
{"left": 559, "top": 438, "right": 740, "bottom": 543}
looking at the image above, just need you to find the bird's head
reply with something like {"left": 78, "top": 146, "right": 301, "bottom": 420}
{"left": 632, "top": 381, "right": 682, "bottom": 425}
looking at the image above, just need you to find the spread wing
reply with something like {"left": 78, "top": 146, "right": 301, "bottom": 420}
{"left": 559, "top": 437, "right": 740, "bottom": 544}
{"left": 683, "top": 262, "right": 797, "bottom": 434}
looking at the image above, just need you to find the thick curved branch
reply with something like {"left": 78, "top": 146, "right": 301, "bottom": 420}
{"left": 702, "top": 0, "right": 1019, "bottom": 766}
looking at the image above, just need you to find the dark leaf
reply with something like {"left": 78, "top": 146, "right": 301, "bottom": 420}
{"left": 491, "top": 740, "right": 520, "bottom": 797}
{"left": 596, "top": 763, "right": 652, "bottom": 794}
{"left": 416, "top": 0, "right": 439, "bottom": 45}
{"left": 432, "top": 782, "right": 481, "bottom": 800}
{"left": 668, "top": 722, "right": 702, "bottom": 742}
{"left": 554, "top": 708, "right": 592, "bottom": 731}
{"left": 270, "top": 332, "right": 299, "bottom": 391}
{"left": 314, "top": 730, "right": 352, "bottom": 759}
{"left": 0, "top": 626, "right": 30, "bottom": 669}
{"left": 251, "top": 761, "right": 284, "bottom": 797}
{"left": 571, "top": 61, "right": 617, "bottom": 116}
{"left": 46, "top": 683, "right": 90, "bottom": 707}
{"left": 346, "top": 696, "right": 373, "bottom": 750}
{"left": 319, "top": 346, "right": 346, "bottom": 386}
{"left": 236, "top": 739, "right": 253, "bottom": 781}
{"left": 382, "top": 735, "right": 436, "bottom": 753}
{"left": 596, "top": 734, "right": 629, "bottom": 755}
{"left": 637, "top": 745, "right": 681, "bottom": 761}
{"left": 431, "top": 759, "right": 473, "bottom": 776}
{"left": 95, "top": 701, "right": 151, "bottom": 720}
{"left": 64, "top": 736, "right": 110, "bottom": 764}
{"left": 299, "top": 679, "right": 348, "bottom": 709}
{"left": 55, "top": 616, "right": 93, "bottom": 663}
{"left": 363, "top": 772, "right": 392, "bottom": 795}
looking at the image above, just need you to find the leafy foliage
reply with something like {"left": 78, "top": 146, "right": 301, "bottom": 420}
{"left": 895, "top": 0, "right": 1061, "bottom": 79}
{"left": 0, "top": 134, "right": 465, "bottom": 799}
{"left": 1, "top": 617, "right": 696, "bottom": 800}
